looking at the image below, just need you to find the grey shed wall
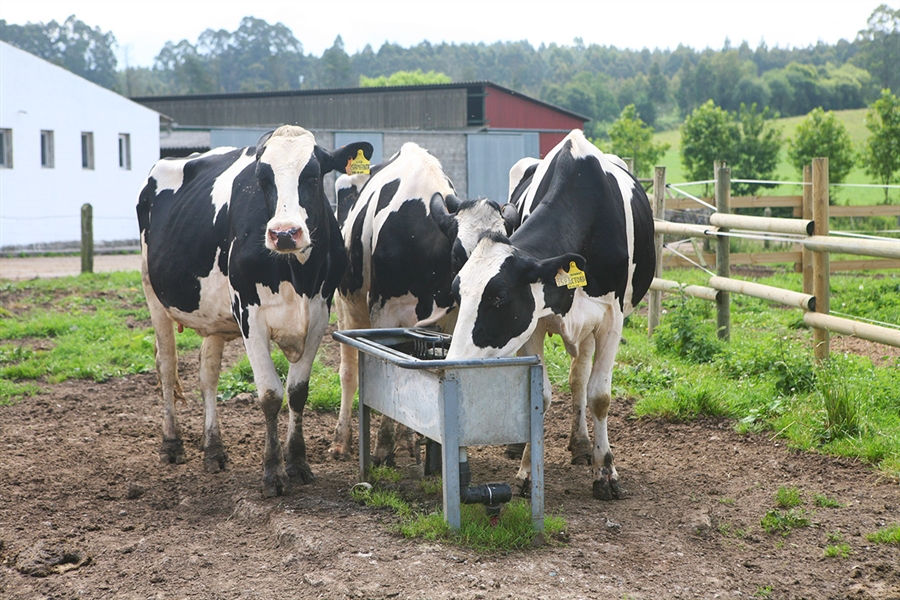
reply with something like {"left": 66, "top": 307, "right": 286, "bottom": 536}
{"left": 140, "top": 88, "right": 469, "bottom": 130}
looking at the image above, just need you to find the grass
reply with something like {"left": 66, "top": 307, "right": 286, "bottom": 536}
{"left": 823, "top": 543, "right": 852, "bottom": 558}
{"left": 865, "top": 524, "right": 900, "bottom": 545}
{"left": 652, "top": 108, "right": 898, "bottom": 205}
{"left": 350, "top": 469, "right": 566, "bottom": 552}
{"left": 814, "top": 494, "right": 844, "bottom": 509}
{"left": 611, "top": 267, "right": 900, "bottom": 479}
{"left": 774, "top": 486, "right": 803, "bottom": 509}
{"left": 760, "top": 508, "right": 812, "bottom": 536}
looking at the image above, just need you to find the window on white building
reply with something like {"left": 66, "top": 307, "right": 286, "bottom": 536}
{"left": 0, "top": 129, "right": 12, "bottom": 168}
{"left": 118, "top": 133, "right": 131, "bottom": 170}
{"left": 81, "top": 132, "right": 95, "bottom": 170}
{"left": 41, "top": 130, "right": 54, "bottom": 168}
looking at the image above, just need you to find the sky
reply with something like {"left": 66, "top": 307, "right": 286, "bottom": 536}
{"left": 0, "top": 0, "right": 891, "bottom": 69}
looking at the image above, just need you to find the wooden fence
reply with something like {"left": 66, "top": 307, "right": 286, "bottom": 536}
{"left": 646, "top": 158, "right": 900, "bottom": 358}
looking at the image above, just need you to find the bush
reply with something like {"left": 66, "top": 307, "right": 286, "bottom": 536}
{"left": 653, "top": 295, "right": 723, "bottom": 363}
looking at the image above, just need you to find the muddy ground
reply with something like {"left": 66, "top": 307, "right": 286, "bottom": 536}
{"left": 1, "top": 317, "right": 899, "bottom": 599}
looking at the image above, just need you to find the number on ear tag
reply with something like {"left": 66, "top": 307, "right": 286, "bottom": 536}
{"left": 555, "top": 261, "right": 587, "bottom": 289}
{"left": 346, "top": 149, "right": 370, "bottom": 175}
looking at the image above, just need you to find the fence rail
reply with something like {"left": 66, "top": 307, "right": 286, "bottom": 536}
{"left": 647, "top": 159, "right": 900, "bottom": 357}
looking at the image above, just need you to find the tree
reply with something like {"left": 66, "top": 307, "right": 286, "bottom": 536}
{"left": 859, "top": 89, "right": 900, "bottom": 203}
{"left": 0, "top": 16, "right": 118, "bottom": 90}
{"left": 606, "top": 104, "right": 670, "bottom": 178}
{"left": 853, "top": 4, "right": 900, "bottom": 94}
{"left": 731, "top": 103, "right": 783, "bottom": 195}
{"left": 787, "top": 108, "right": 856, "bottom": 186}
{"left": 680, "top": 100, "right": 739, "bottom": 193}
{"left": 319, "top": 35, "right": 352, "bottom": 88}
{"left": 360, "top": 69, "right": 451, "bottom": 87}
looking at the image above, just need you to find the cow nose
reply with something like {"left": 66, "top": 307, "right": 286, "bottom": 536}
{"left": 269, "top": 227, "right": 299, "bottom": 250}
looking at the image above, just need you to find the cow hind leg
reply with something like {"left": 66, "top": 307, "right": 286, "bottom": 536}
{"left": 200, "top": 335, "right": 228, "bottom": 473}
{"left": 330, "top": 340, "right": 359, "bottom": 460}
{"left": 588, "top": 314, "right": 625, "bottom": 501}
{"left": 143, "top": 276, "right": 186, "bottom": 465}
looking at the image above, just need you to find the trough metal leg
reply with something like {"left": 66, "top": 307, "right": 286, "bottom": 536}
{"left": 358, "top": 353, "right": 372, "bottom": 482}
{"left": 441, "top": 376, "right": 461, "bottom": 530}
{"left": 530, "top": 364, "right": 545, "bottom": 532}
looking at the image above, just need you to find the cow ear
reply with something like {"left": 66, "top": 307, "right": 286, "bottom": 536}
{"left": 255, "top": 130, "right": 275, "bottom": 157}
{"left": 527, "top": 253, "right": 586, "bottom": 284}
{"left": 430, "top": 193, "right": 457, "bottom": 239}
{"left": 500, "top": 203, "right": 520, "bottom": 236}
{"left": 445, "top": 194, "right": 461, "bottom": 214}
{"left": 318, "top": 142, "right": 375, "bottom": 175}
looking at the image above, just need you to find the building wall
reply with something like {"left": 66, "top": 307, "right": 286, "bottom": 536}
{"left": 137, "top": 88, "right": 469, "bottom": 130}
{"left": 384, "top": 132, "right": 468, "bottom": 198}
{"left": 0, "top": 42, "right": 159, "bottom": 249}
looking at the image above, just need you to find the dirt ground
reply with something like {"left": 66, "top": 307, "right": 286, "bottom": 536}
{"left": 1, "top": 260, "right": 899, "bottom": 599}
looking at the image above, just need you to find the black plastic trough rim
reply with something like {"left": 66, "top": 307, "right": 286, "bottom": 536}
{"left": 332, "top": 328, "right": 541, "bottom": 371}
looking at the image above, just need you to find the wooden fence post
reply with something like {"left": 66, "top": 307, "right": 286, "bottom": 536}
{"left": 715, "top": 163, "right": 731, "bottom": 341}
{"left": 812, "top": 158, "right": 830, "bottom": 361}
{"left": 648, "top": 166, "right": 666, "bottom": 337}
{"left": 801, "top": 164, "right": 813, "bottom": 295}
{"left": 81, "top": 203, "right": 94, "bottom": 275}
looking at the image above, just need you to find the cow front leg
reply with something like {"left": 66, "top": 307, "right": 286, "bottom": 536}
{"left": 567, "top": 335, "right": 594, "bottom": 466}
{"left": 588, "top": 314, "right": 624, "bottom": 500}
{"left": 199, "top": 335, "right": 228, "bottom": 472}
{"left": 284, "top": 373, "right": 314, "bottom": 485}
{"left": 260, "top": 386, "right": 289, "bottom": 497}
{"left": 244, "top": 334, "right": 288, "bottom": 497}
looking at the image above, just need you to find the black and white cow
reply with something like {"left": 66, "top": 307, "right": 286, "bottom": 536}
{"left": 137, "top": 125, "right": 372, "bottom": 497}
{"left": 330, "top": 142, "right": 511, "bottom": 462}
{"left": 446, "top": 129, "right": 655, "bottom": 500}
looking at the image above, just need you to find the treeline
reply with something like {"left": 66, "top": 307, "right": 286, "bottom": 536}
{"left": 1, "top": 5, "right": 897, "bottom": 134}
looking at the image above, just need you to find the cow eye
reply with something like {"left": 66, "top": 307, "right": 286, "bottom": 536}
{"left": 492, "top": 289, "right": 508, "bottom": 307}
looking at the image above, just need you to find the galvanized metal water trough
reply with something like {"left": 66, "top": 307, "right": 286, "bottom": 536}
{"left": 332, "top": 328, "right": 545, "bottom": 531}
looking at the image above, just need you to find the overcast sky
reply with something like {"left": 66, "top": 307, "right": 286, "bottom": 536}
{"left": 1, "top": 0, "right": 890, "bottom": 69}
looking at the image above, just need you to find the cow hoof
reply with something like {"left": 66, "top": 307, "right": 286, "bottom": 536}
{"left": 159, "top": 439, "right": 186, "bottom": 465}
{"left": 372, "top": 447, "right": 396, "bottom": 468}
{"left": 504, "top": 443, "right": 526, "bottom": 460}
{"left": 592, "top": 478, "right": 624, "bottom": 500}
{"left": 203, "top": 445, "right": 228, "bottom": 473}
{"left": 567, "top": 439, "right": 592, "bottom": 466}
{"left": 610, "top": 479, "right": 624, "bottom": 499}
{"left": 517, "top": 477, "right": 532, "bottom": 498}
{"left": 261, "top": 472, "right": 289, "bottom": 498}
{"left": 286, "top": 461, "right": 315, "bottom": 485}
{"left": 592, "top": 479, "right": 612, "bottom": 500}
{"left": 328, "top": 444, "right": 352, "bottom": 461}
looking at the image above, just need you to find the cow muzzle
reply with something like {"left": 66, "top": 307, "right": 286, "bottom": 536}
{"left": 267, "top": 227, "right": 308, "bottom": 252}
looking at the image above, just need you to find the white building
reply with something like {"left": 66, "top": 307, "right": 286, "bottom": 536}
{"left": 0, "top": 41, "right": 159, "bottom": 251}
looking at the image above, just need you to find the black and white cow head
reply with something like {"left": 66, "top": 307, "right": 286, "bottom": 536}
{"left": 429, "top": 195, "right": 518, "bottom": 277}
{"left": 256, "top": 126, "right": 372, "bottom": 261}
{"left": 446, "top": 231, "right": 584, "bottom": 359}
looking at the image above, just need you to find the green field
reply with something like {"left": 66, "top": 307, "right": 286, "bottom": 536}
{"left": 652, "top": 108, "right": 897, "bottom": 206}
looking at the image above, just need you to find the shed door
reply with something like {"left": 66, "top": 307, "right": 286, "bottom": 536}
{"left": 466, "top": 132, "right": 539, "bottom": 204}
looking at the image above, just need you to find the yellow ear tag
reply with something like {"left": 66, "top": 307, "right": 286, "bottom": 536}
{"left": 555, "top": 261, "right": 587, "bottom": 289}
{"left": 346, "top": 149, "right": 371, "bottom": 176}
